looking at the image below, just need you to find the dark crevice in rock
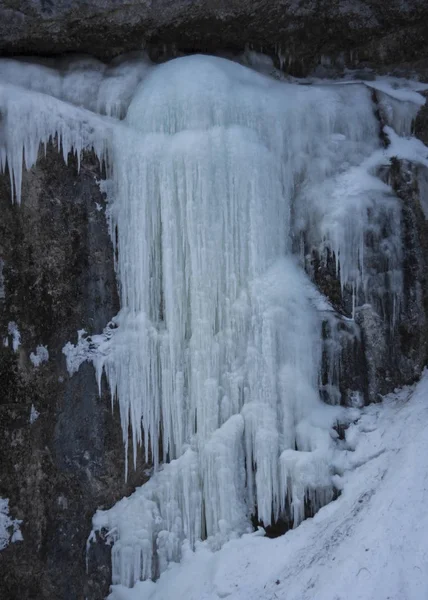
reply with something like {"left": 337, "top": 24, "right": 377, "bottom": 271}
{"left": 251, "top": 488, "right": 341, "bottom": 540}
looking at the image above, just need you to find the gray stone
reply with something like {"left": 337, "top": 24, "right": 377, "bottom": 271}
{"left": 1, "top": 1, "right": 428, "bottom": 75}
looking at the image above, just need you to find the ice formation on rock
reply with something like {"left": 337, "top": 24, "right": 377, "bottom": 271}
{"left": 0, "top": 498, "right": 22, "bottom": 551}
{"left": 30, "top": 345, "right": 49, "bottom": 367}
{"left": 6, "top": 321, "right": 21, "bottom": 352}
{"left": 1, "top": 52, "right": 427, "bottom": 587}
{"left": 29, "top": 404, "right": 40, "bottom": 424}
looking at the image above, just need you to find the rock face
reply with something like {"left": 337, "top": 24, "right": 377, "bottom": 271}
{"left": 1, "top": 0, "right": 428, "bottom": 75}
{"left": 0, "top": 147, "right": 147, "bottom": 600}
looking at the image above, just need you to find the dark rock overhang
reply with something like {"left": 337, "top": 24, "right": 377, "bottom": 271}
{"left": 1, "top": 0, "right": 428, "bottom": 75}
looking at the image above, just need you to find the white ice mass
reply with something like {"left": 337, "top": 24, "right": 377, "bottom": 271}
{"left": 0, "top": 498, "right": 22, "bottom": 551}
{"left": 1, "top": 52, "right": 427, "bottom": 594}
{"left": 29, "top": 404, "right": 40, "bottom": 424}
{"left": 30, "top": 344, "right": 49, "bottom": 368}
{"left": 7, "top": 321, "right": 21, "bottom": 352}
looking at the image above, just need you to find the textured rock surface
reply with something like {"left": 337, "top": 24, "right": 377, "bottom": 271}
{"left": 0, "top": 147, "right": 147, "bottom": 600}
{"left": 1, "top": 1, "right": 428, "bottom": 75}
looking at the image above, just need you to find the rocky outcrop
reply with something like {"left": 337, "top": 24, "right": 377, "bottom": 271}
{"left": 1, "top": 1, "right": 428, "bottom": 75}
{"left": 0, "top": 147, "right": 147, "bottom": 600}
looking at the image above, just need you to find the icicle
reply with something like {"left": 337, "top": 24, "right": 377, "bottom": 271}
{"left": 0, "top": 82, "right": 111, "bottom": 203}
{"left": 2, "top": 52, "right": 427, "bottom": 588}
{"left": 201, "top": 415, "right": 247, "bottom": 542}
{"left": 93, "top": 448, "right": 202, "bottom": 583}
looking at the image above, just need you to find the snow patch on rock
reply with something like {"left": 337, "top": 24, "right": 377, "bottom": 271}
{"left": 0, "top": 499, "right": 23, "bottom": 551}
{"left": 30, "top": 344, "right": 49, "bottom": 367}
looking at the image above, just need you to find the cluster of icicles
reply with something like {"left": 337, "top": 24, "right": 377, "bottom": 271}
{"left": 1, "top": 51, "right": 427, "bottom": 589}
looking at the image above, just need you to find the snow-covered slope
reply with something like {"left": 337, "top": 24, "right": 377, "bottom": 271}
{"left": 110, "top": 372, "right": 428, "bottom": 600}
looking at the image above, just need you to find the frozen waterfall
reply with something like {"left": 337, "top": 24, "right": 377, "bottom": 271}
{"left": 1, "top": 52, "right": 427, "bottom": 590}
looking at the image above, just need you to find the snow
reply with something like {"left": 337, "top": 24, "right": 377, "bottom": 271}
{"left": 365, "top": 79, "right": 428, "bottom": 107}
{"left": 364, "top": 77, "right": 428, "bottom": 96}
{"left": 29, "top": 344, "right": 49, "bottom": 367}
{"left": 29, "top": 404, "right": 40, "bottom": 424}
{"left": 1, "top": 51, "right": 428, "bottom": 592}
{"left": 0, "top": 53, "right": 152, "bottom": 119}
{"left": 63, "top": 329, "right": 94, "bottom": 375}
{"left": 7, "top": 321, "right": 20, "bottom": 352}
{"left": 108, "top": 372, "right": 428, "bottom": 600}
{"left": 62, "top": 326, "right": 114, "bottom": 377}
{"left": 385, "top": 126, "right": 428, "bottom": 168}
{"left": 0, "top": 498, "right": 22, "bottom": 551}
